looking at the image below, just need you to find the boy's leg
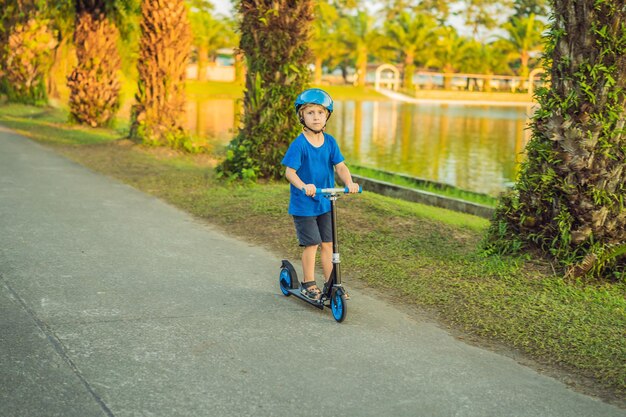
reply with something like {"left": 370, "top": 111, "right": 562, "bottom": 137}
{"left": 301, "top": 245, "right": 322, "bottom": 300}
{"left": 293, "top": 216, "right": 323, "bottom": 300}
{"left": 293, "top": 215, "right": 322, "bottom": 284}
{"left": 301, "top": 244, "right": 318, "bottom": 283}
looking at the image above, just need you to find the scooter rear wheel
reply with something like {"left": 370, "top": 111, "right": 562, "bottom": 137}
{"left": 279, "top": 267, "right": 292, "bottom": 296}
{"left": 330, "top": 288, "right": 347, "bottom": 322}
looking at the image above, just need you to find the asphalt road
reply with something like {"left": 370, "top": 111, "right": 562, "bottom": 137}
{"left": 1, "top": 126, "right": 623, "bottom": 417}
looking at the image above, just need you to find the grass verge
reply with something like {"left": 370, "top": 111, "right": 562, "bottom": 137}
{"left": 350, "top": 165, "right": 498, "bottom": 207}
{"left": 0, "top": 103, "right": 624, "bottom": 404}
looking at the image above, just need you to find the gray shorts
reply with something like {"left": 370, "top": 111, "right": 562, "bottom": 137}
{"left": 293, "top": 212, "right": 332, "bottom": 247}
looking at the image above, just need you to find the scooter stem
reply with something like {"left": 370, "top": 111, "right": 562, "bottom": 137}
{"left": 329, "top": 195, "right": 342, "bottom": 285}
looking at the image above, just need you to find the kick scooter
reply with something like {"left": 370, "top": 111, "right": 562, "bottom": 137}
{"left": 279, "top": 186, "right": 362, "bottom": 322}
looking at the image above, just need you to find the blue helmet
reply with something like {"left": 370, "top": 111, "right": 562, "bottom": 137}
{"left": 294, "top": 88, "right": 333, "bottom": 116}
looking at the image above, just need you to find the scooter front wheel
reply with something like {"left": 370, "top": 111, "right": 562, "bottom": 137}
{"left": 279, "top": 267, "right": 292, "bottom": 296}
{"left": 330, "top": 288, "right": 347, "bottom": 322}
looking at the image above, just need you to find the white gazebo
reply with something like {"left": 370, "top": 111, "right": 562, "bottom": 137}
{"left": 374, "top": 64, "right": 400, "bottom": 91}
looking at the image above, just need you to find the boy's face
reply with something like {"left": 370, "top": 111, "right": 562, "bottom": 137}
{"left": 300, "top": 104, "right": 329, "bottom": 131}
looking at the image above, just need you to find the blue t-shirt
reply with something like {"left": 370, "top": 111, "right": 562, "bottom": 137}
{"left": 281, "top": 132, "right": 345, "bottom": 216}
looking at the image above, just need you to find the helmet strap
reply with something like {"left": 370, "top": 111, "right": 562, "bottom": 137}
{"left": 299, "top": 114, "right": 331, "bottom": 135}
{"left": 302, "top": 123, "right": 324, "bottom": 135}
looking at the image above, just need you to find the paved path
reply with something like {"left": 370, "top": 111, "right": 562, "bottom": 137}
{"left": 1, "top": 126, "right": 623, "bottom": 417}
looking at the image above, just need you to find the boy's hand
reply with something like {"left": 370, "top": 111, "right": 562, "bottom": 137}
{"left": 302, "top": 184, "right": 316, "bottom": 197}
{"left": 346, "top": 182, "right": 360, "bottom": 193}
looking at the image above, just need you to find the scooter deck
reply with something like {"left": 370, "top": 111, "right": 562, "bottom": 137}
{"left": 285, "top": 288, "right": 327, "bottom": 310}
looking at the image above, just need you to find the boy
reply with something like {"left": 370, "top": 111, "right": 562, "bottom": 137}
{"left": 281, "top": 88, "right": 359, "bottom": 300}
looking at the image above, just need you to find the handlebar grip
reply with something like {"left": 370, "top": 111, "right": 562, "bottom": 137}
{"left": 314, "top": 186, "right": 363, "bottom": 195}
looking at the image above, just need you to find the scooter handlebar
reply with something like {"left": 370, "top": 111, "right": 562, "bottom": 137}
{"left": 301, "top": 186, "right": 363, "bottom": 196}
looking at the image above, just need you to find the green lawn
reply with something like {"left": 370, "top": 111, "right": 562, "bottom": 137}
{"left": 1, "top": 102, "right": 624, "bottom": 403}
{"left": 186, "top": 80, "right": 244, "bottom": 99}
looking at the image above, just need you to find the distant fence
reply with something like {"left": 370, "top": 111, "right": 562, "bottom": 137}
{"left": 316, "top": 65, "right": 547, "bottom": 93}
{"left": 187, "top": 62, "right": 545, "bottom": 95}
{"left": 413, "top": 71, "right": 544, "bottom": 93}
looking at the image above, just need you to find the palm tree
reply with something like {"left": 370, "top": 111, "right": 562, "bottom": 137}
{"left": 188, "top": 0, "right": 235, "bottom": 81}
{"left": 217, "top": 0, "right": 314, "bottom": 181}
{"left": 499, "top": 13, "right": 545, "bottom": 90}
{"left": 488, "top": 0, "right": 626, "bottom": 279}
{"left": 1, "top": 1, "right": 57, "bottom": 104}
{"left": 310, "top": 1, "right": 339, "bottom": 85}
{"left": 4, "top": 17, "right": 57, "bottom": 105}
{"left": 67, "top": 0, "right": 125, "bottom": 127}
{"left": 0, "top": 0, "right": 24, "bottom": 96}
{"left": 432, "top": 26, "right": 470, "bottom": 90}
{"left": 313, "top": 1, "right": 359, "bottom": 85}
{"left": 340, "top": 9, "right": 382, "bottom": 87}
{"left": 44, "top": 0, "right": 75, "bottom": 100}
{"left": 129, "top": 0, "right": 192, "bottom": 148}
{"left": 418, "top": 0, "right": 451, "bottom": 25}
{"left": 461, "top": 40, "right": 510, "bottom": 91}
{"left": 385, "top": 11, "right": 438, "bottom": 91}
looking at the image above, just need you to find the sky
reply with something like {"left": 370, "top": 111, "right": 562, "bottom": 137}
{"left": 211, "top": 0, "right": 233, "bottom": 17}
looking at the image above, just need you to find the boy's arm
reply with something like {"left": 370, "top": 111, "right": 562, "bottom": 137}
{"left": 335, "top": 162, "right": 359, "bottom": 193}
{"left": 285, "top": 167, "right": 316, "bottom": 196}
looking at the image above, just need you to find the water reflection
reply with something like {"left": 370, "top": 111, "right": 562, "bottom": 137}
{"left": 329, "top": 101, "right": 533, "bottom": 196}
{"left": 188, "top": 98, "right": 533, "bottom": 196}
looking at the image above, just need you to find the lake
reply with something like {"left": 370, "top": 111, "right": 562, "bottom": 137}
{"left": 186, "top": 99, "right": 535, "bottom": 196}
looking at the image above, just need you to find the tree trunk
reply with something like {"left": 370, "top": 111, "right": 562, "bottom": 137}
{"left": 484, "top": 73, "right": 493, "bottom": 92}
{"left": 217, "top": 0, "right": 314, "bottom": 181}
{"left": 518, "top": 50, "right": 529, "bottom": 91}
{"left": 403, "top": 53, "right": 414, "bottom": 91}
{"left": 443, "top": 64, "right": 454, "bottom": 90}
{"left": 489, "top": 0, "right": 626, "bottom": 278}
{"left": 67, "top": 3, "right": 121, "bottom": 128}
{"left": 47, "top": 37, "right": 70, "bottom": 100}
{"left": 314, "top": 56, "right": 323, "bottom": 85}
{"left": 356, "top": 45, "right": 367, "bottom": 87}
{"left": 129, "top": 0, "right": 192, "bottom": 148}
{"left": 196, "top": 45, "right": 208, "bottom": 81}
